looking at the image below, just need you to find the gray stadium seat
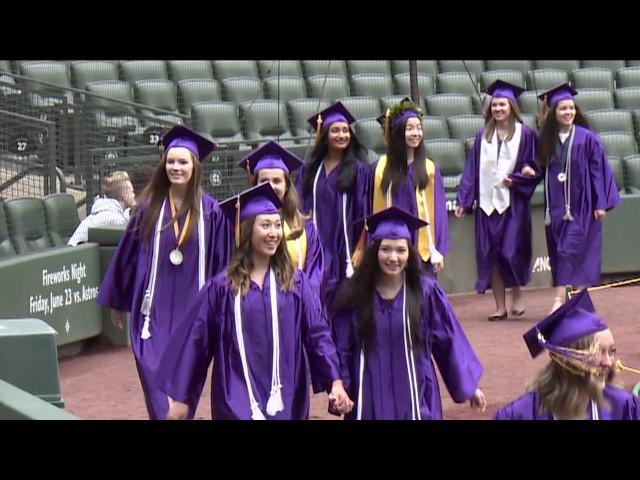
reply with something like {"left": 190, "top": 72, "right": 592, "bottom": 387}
{"left": 606, "top": 156, "right": 625, "bottom": 192}
{"left": 42, "top": 193, "right": 80, "bottom": 246}
{"left": 527, "top": 69, "right": 569, "bottom": 91}
{"left": 213, "top": 60, "right": 259, "bottom": 81}
{"left": 222, "top": 77, "right": 264, "bottom": 104}
{"left": 133, "top": 79, "right": 181, "bottom": 124}
{"left": 598, "top": 131, "right": 638, "bottom": 158}
{"left": 19, "top": 61, "right": 72, "bottom": 107}
{"left": 518, "top": 91, "right": 542, "bottom": 115}
{"left": 422, "top": 115, "right": 450, "bottom": 141}
{"left": 287, "top": 98, "right": 330, "bottom": 138}
{"left": 533, "top": 60, "right": 580, "bottom": 78}
{"left": 239, "top": 99, "right": 296, "bottom": 147}
{"left": 167, "top": 60, "right": 214, "bottom": 82}
{"left": 437, "top": 72, "right": 480, "bottom": 95}
{"left": 353, "top": 118, "right": 386, "bottom": 154}
{"left": 189, "top": 101, "right": 244, "bottom": 147}
{"left": 350, "top": 73, "right": 394, "bottom": 98}
{"left": 485, "top": 60, "right": 532, "bottom": 78}
{"left": 572, "top": 68, "right": 614, "bottom": 90}
{"left": 581, "top": 60, "right": 626, "bottom": 70}
{"left": 423, "top": 138, "right": 466, "bottom": 175}
{"left": 480, "top": 70, "right": 525, "bottom": 91}
{"left": 258, "top": 60, "right": 302, "bottom": 79}
{"left": 393, "top": 73, "right": 435, "bottom": 97}
{"left": 425, "top": 93, "right": 474, "bottom": 117}
{"left": 70, "top": 61, "right": 119, "bottom": 91}
{"left": 4, "top": 197, "right": 53, "bottom": 253}
{"left": 302, "top": 60, "right": 348, "bottom": 78}
{"left": 347, "top": 60, "right": 391, "bottom": 76}
{"left": 177, "top": 78, "right": 222, "bottom": 115}
{"left": 584, "top": 109, "right": 634, "bottom": 135}
{"left": 446, "top": 114, "right": 485, "bottom": 142}
{"left": 614, "top": 87, "right": 640, "bottom": 110}
{"left": 623, "top": 154, "right": 640, "bottom": 193}
{"left": 438, "top": 60, "right": 484, "bottom": 78}
{"left": 391, "top": 60, "right": 439, "bottom": 77}
{"left": 263, "top": 76, "right": 307, "bottom": 101}
{"left": 520, "top": 113, "right": 538, "bottom": 132}
{"left": 575, "top": 89, "right": 615, "bottom": 112}
{"left": 119, "top": 60, "right": 168, "bottom": 83}
{"left": 336, "top": 96, "right": 382, "bottom": 121}
{"left": 306, "top": 75, "right": 351, "bottom": 102}
{"left": 616, "top": 67, "right": 640, "bottom": 88}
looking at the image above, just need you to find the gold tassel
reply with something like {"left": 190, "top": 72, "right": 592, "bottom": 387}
{"left": 315, "top": 113, "right": 323, "bottom": 146}
{"left": 235, "top": 195, "right": 240, "bottom": 248}
{"left": 383, "top": 108, "right": 391, "bottom": 146}
{"left": 615, "top": 359, "right": 640, "bottom": 375}
{"left": 350, "top": 219, "right": 368, "bottom": 269}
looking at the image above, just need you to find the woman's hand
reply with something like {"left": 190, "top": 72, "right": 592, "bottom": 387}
{"left": 520, "top": 165, "right": 536, "bottom": 177}
{"left": 166, "top": 397, "right": 189, "bottom": 420}
{"left": 328, "top": 380, "right": 354, "bottom": 415}
{"left": 454, "top": 206, "right": 466, "bottom": 218}
{"left": 111, "top": 310, "right": 125, "bottom": 330}
{"left": 594, "top": 209, "right": 607, "bottom": 220}
{"left": 469, "top": 388, "right": 486, "bottom": 412}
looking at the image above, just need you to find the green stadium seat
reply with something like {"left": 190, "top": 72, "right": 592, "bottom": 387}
{"left": 177, "top": 78, "right": 222, "bottom": 115}
{"left": 4, "top": 197, "right": 53, "bottom": 253}
{"left": 616, "top": 67, "right": 640, "bottom": 88}
{"left": 534, "top": 60, "right": 581, "bottom": 78}
{"left": 391, "top": 60, "right": 439, "bottom": 77}
{"left": 353, "top": 118, "right": 386, "bottom": 154}
{"left": 480, "top": 70, "right": 525, "bottom": 90}
{"left": 18, "top": 61, "right": 72, "bottom": 108}
{"left": 527, "top": 69, "right": 569, "bottom": 91}
{"left": 584, "top": 109, "right": 634, "bottom": 135}
{"left": 438, "top": 60, "right": 484, "bottom": 78}
{"left": 422, "top": 115, "right": 450, "bottom": 141}
{"left": 189, "top": 101, "right": 244, "bottom": 147}
{"left": 614, "top": 87, "right": 640, "bottom": 110}
{"left": 446, "top": 114, "right": 484, "bottom": 142}
{"left": 213, "top": 60, "right": 259, "bottom": 81}
{"left": 70, "top": 60, "right": 119, "bottom": 91}
{"left": 437, "top": 72, "right": 480, "bottom": 95}
{"left": 485, "top": 60, "right": 532, "bottom": 78}
{"left": 572, "top": 68, "right": 614, "bottom": 90}
{"left": 0, "top": 201, "right": 17, "bottom": 258}
{"left": 393, "top": 73, "right": 435, "bottom": 97}
{"left": 624, "top": 154, "right": 640, "bottom": 193}
{"left": 606, "top": 156, "right": 625, "bottom": 191}
{"left": 518, "top": 91, "right": 543, "bottom": 115}
{"left": 119, "top": 60, "right": 168, "bottom": 83}
{"left": 42, "top": 193, "right": 80, "bottom": 246}
{"left": 239, "top": 99, "right": 296, "bottom": 147}
{"left": 258, "top": 60, "right": 302, "bottom": 79}
{"left": 575, "top": 89, "right": 615, "bottom": 112}
{"left": 581, "top": 60, "right": 626, "bottom": 70}
{"left": 336, "top": 96, "right": 381, "bottom": 121}
{"left": 222, "top": 77, "right": 264, "bottom": 104}
{"left": 167, "top": 60, "right": 214, "bottom": 82}
{"left": 286, "top": 98, "right": 330, "bottom": 139}
{"left": 133, "top": 79, "right": 181, "bottom": 125}
{"left": 425, "top": 93, "right": 474, "bottom": 117}
{"left": 423, "top": 139, "right": 466, "bottom": 176}
{"left": 598, "top": 132, "right": 638, "bottom": 158}
{"left": 347, "top": 60, "right": 391, "bottom": 76}
{"left": 263, "top": 76, "right": 307, "bottom": 101}
{"left": 302, "top": 60, "right": 348, "bottom": 78}
{"left": 350, "top": 73, "right": 394, "bottom": 98}
{"left": 306, "top": 75, "right": 351, "bottom": 102}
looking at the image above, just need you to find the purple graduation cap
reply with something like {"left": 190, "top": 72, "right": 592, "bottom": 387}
{"left": 161, "top": 124, "right": 216, "bottom": 162}
{"left": 537, "top": 82, "right": 578, "bottom": 108}
{"left": 220, "top": 182, "right": 282, "bottom": 223}
{"left": 355, "top": 206, "right": 427, "bottom": 243}
{"left": 486, "top": 79, "right": 525, "bottom": 102}
{"left": 523, "top": 289, "right": 608, "bottom": 359}
{"left": 237, "top": 140, "right": 304, "bottom": 175}
{"left": 307, "top": 101, "right": 356, "bottom": 137}
{"left": 388, "top": 97, "right": 421, "bottom": 129}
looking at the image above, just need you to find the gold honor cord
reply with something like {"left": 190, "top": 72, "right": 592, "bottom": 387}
{"left": 614, "top": 359, "right": 640, "bottom": 375}
{"left": 168, "top": 190, "right": 191, "bottom": 266}
{"left": 568, "top": 276, "right": 640, "bottom": 298}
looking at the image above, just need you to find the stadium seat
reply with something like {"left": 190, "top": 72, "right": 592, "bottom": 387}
{"left": 258, "top": 60, "right": 302, "bottom": 79}
{"left": 177, "top": 78, "right": 222, "bottom": 115}
{"left": 527, "top": 69, "right": 569, "bottom": 91}
{"left": 221, "top": 77, "right": 264, "bottom": 104}
{"left": 263, "top": 76, "right": 307, "bottom": 101}
{"left": 614, "top": 87, "right": 640, "bottom": 110}
{"left": 302, "top": 60, "right": 348, "bottom": 78}
{"left": 336, "top": 96, "right": 382, "bottom": 121}
{"left": 286, "top": 98, "right": 330, "bottom": 138}
{"left": 119, "top": 60, "right": 168, "bottom": 83}
{"left": 42, "top": 193, "right": 80, "bottom": 246}
{"left": 85, "top": 80, "right": 142, "bottom": 137}
{"left": 70, "top": 61, "right": 119, "bottom": 91}
{"left": 189, "top": 101, "right": 244, "bottom": 147}
{"left": 0, "top": 201, "right": 17, "bottom": 258}
{"left": 421, "top": 115, "right": 450, "bottom": 141}
{"left": 425, "top": 93, "right": 474, "bottom": 117}
{"left": 598, "top": 132, "right": 638, "bottom": 158}
{"left": 353, "top": 118, "right": 386, "bottom": 154}
{"left": 571, "top": 68, "right": 614, "bottom": 90}
{"left": 575, "top": 89, "right": 615, "bottom": 112}
{"left": 584, "top": 109, "right": 634, "bottom": 135}
{"left": 623, "top": 154, "right": 640, "bottom": 193}
{"left": 306, "top": 75, "right": 351, "bottom": 102}
{"left": 518, "top": 91, "right": 543, "bottom": 115}
{"left": 350, "top": 73, "right": 394, "bottom": 98}
{"left": 423, "top": 139, "right": 466, "bottom": 176}
{"left": 133, "top": 79, "right": 181, "bottom": 124}
{"left": 19, "top": 61, "right": 72, "bottom": 107}
{"left": 391, "top": 60, "right": 439, "bottom": 77}
{"left": 534, "top": 60, "right": 580, "bottom": 78}
{"left": 167, "top": 60, "right": 214, "bottom": 82}
{"left": 393, "top": 73, "right": 435, "bottom": 96}
{"left": 4, "top": 197, "right": 52, "bottom": 254}
{"left": 616, "top": 67, "right": 640, "bottom": 88}
{"left": 446, "top": 114, "right": 485, "bottom": 142}
{"left": 581, "top": 60, "right": 626, "bottom": 70}
{"left": 606, "top": 156, "right": 625, "bottom": 192}
{"left": 480, "top": 70, "right": 525, "bottom": 91}
{"left": 213, "top": 60, "right": 259, "bottom": 81}
{"left": 485, "top": 60, "right": 532, "bottom": 78}
{"left": 437, "top": 72, "right": 480, "bottom": 95}
{"left": 239, "top": 99, "right": 296, "bottom": 147}
{"left": 347, "top": 60, "right": 392, "bottom": 77}
{"left": 438, "top": 60, "right": 484, "bottom": 78}
{"left": 381, "top": 95, "right": 425, "bottom": 112}
{"left": 519, "top": 113, "right": 538, "bottom": 131}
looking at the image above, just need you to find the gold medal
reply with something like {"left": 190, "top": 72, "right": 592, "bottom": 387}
{"left": 169, "top": 248, "right": 183, "bottom": 266}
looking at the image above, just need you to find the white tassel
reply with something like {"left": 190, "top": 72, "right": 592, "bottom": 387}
{"left": 266, "top": 385, "right": 284, "bottom": 416}
{"left": 140, "top": 291, "right": 151, "bottom": 316}
{"left": 141, "top": 315, "right": 151, "bottom": 340}
{"left": 345, "top": 261, "right": 354, "bottom": 279}
{"left": 250, "top": 402, "right": 266, "bottom": 420}
{"left": 430, "top": 247, "right": 443, "bottom": 266}
{"left": 562, "top": 205, "right": 574, "bottom": 222}
{"left": 544, "top": 208, "right": 551, "bottom": 226}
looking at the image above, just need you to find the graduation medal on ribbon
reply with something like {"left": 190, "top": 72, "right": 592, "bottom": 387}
{"left": 169, "top": 248, "right": 183, "bottom": 266}
{"left": 557, "top": 172, "right": 566, "bottom": 183}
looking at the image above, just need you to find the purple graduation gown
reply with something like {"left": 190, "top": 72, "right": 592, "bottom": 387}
{"left": 544, "top": 125, "right": 620, "bottom": 287}
{"left": 494, "top": 386, "right": 640, "bottom": 420}
{"left": 333, "top": 276, "right": 483, "bottom": 420}
{"left": 299, "top": 218, "right": 324, "bottom": 302}
{"left": 96, "top": 193, "right": 232, "bottom": 420}
{"left": 156, "top": 270, "right": 341, "bottom": 420}
{"left": 296, "top": 160, "right": 371, "bottom": 311}
{"left": 370, "top": 159, "right": 450, "bottom": 276}
{"left": 456, "top": 125, "right": 540, "bottom": 293}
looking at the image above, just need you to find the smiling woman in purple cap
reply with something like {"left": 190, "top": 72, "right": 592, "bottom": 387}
{"left": 455, "top": 80, "right": 541, "bottom": 321}
{"left": 239, "top": 141, "right": 324, "bottom": 301}
{"left": 332, "top": 206, "right": 486, "bottom": 419}
{"left": 157, "top": 182, "right": 353, "bottom": 420}
{"left": 296, "top": 101, "right": 372, "bottom": 321}
{"left": 371, "top": 98, "right": 449, "bottom": 278}
{"left": 96, "top": 125, "right": 233, "bottom": 420}
{"left": 494, "top": 289, "right": 640, "bottom": 420}
{"left": 536, "top": 84, "right": 620, "bottom": 313}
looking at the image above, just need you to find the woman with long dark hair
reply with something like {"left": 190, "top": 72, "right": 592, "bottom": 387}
{"left": 370, "top": 98, "right": 448, "bottom": 276}
{"left": 332, "top": 206, "right": 486, "bottom": 419}
{"left": 536, "top": 84, "right": 620, "bottom": 313}
{"left": 296, "top": 101, "right": 371, "bottom": 317}
{"left": 97, "top": 125, "right": 232, "bottom": 419}
{"left": 158, "top": 183, "right": 353, "bottom": 420}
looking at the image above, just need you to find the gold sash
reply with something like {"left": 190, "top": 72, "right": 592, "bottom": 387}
{"left": 373, "top": 155, "right": 436, "bottom": 262}
{"left": 284, "top": 220, "right": 307, "bottom": 269}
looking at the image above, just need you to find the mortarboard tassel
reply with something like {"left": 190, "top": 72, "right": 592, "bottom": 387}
{"left": 384, "top": 109, "right": 391, "bottom": 146}
{"left": 562, "top": 204, "right": 574, "bottom": 222}
{"left": 314, "top": 114, "right": 323, "bottom": 146}
{"left": 266, "top": 384, "right": 284, "bottom": 416}
{"left": 544, "top": 208, "right": 551, "bottom": 226}
{"left": 141, "top": 314, "right": 151, "bottom": 340}
{"left": 235, "top": 196, "right": 241, "bottom": 248}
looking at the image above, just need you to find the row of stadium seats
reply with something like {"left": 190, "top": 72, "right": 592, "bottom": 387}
{"left": 0, "top": 194, "right": 79, "bottom": 257}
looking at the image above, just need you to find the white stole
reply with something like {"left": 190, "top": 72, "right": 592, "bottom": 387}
{"left": 479, "top": 122, "right": 522, "bottom": 215}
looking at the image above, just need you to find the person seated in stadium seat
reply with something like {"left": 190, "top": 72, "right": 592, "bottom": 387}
{"left": 494, "top": 289, "right": 640, "bottom": 420}
{"left": 67, "top": 171, "right": 135, "bottom": 246}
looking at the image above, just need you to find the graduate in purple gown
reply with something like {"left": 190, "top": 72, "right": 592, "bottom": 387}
{"left": 158, "top": 183, "right": 354, "bottom": 420}
{"left": 536, "top": 84, "right": 620, "bottom": 313}
{"left": 455, "top": 80, "right": 540, "bottom": 321}
{"left": 494, "top": 289, "right": 640, "bottom": 420}
{"left": 296, "top": 101, "right": 371, "bottom": 316}
{"left": 238, "top": 141, "right": 324, "bottom": 301}
{"left": 96, "top": 125, "right": 232, "bottom": 420}
{"left": 370, "top": 98, "right": 449, "bottom": 277}
{"left": 333, "top": 206, "right": 486, "bottom": 420}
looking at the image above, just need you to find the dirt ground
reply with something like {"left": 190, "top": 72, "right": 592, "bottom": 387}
{"left": 57, "top": 285, "right": 640, "bottom": 420}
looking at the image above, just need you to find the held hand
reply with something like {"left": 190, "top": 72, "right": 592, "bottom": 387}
{"left": 454, "top": 206, "right": 466, "bottom": 218}
{"left": 166, "top": 397, "right": 189, "bottom": 420}
{"left": 594, "top": 209, "right": 607, "bottom": 220}
{"left": 502, "top": 176, "right": 513, "bottom": 188}
{"left": 111, "top": 310, "right": 125, "bottom": 330}
{"left": 328, "top": 380, "right": 354, "bottom": 415}
{"left": 520, "top": 166, "right": 536, "bottom": 177}
{"left": 469, "top": 388, "right": 486, "bottom": 413}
